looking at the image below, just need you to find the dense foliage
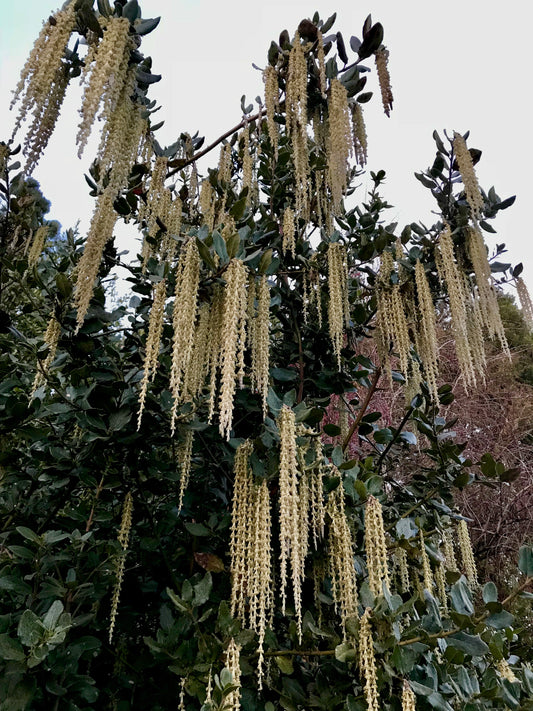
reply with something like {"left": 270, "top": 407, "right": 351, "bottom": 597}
{"left": 0, "top": 2, "right": 532, "bottom": 711}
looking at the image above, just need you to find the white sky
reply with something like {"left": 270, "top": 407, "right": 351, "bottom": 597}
{"left": 1, "top": 0, "right": 532, "bottom": 296}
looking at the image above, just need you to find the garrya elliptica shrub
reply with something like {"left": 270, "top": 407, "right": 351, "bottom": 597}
{"left": 0, "top": 2, "right": 532, "bottom": 710}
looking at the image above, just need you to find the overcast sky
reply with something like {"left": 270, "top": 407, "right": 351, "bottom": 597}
{"left": 1, "top": 0, "right": 532, "bottom": 296}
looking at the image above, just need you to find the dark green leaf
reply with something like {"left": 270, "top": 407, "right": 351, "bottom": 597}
{"left": 448, "top": 632, "right": 489, "bottom": 656}
{"left": 134, "top": 17, "right": 161, "bottom": 36}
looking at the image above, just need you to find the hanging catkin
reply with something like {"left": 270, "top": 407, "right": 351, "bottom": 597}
{"left": 453, "top": 132, "right": 484, "bottom": 219}
{"left": 277, "top": 406, "right": 304, "bottom": 638}
{"left": 251, "top": 275, "right": 271, "bottom": 417}
{"left": 364, "top": 495, "right": 390, "bottom": 596}
{"left": 32, "top": 314, "right": 61, "bottom": 394}
{"left": 327, "top": 78, "right": 353, "bottom": 212}
{"left": 109, "top": 491, "right": 133, "bottom": 643}
{"left": 219, "top": 259, "right": 248, "bottom": 439}
{"left": 286, "top": 32, "right": 309, "bottom": 218}
{"left": 328, "top": 242, "right": 349, "bottom": 369}
{"left": 137, "top": 278, "right": 167, "bottom": 428}
{"left": 77, "top": 17, "right": 133, "bottom": 158}
{"left": 414, "top": 260, "right": 440, "bottom": 402}
{"left": 401, "top": 681, "right": 416, "bottom": 711}
{"left": 457, "top": 520, "right": 479, "bottom": 589}
{"left": 11, "top": 3, "right": 77, "bottom": 169}
{"left": 263, "top": 65, "right": 279, "bottom": 158}
{"left": 516, "top": 277, "right": 533, "bottom": 329}
{"left": 374, "top": 47, "right": 393, "bottom": 116}
{"left": 359, "top": 608, "right": 380, "bottom": 711}
{"left": 224, "top": 639, "right": 241, "bottom": 711}
{"left": 177, "top": 429, "right": 194, "bottom": 511}
{"left": 327, "top": 482, "right": 358, "bottom": 638}
{"left": 169, "top": 239, "right": 200, "bottom": 433}
{"left": 436, "top": 226, "right": 477, "bottom": 388}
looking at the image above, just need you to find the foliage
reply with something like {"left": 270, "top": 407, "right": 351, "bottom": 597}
{"left": 0, "top": 3, "right": 532, "bottom": 711}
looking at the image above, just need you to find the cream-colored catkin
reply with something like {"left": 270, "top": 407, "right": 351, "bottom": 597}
{"left": 224, "top": 639, "right": 241, "bottom": 711}
{"left": 23, "top": 62, "right": 70, "bottom": 174}
{"left": 457, "top": 520, "right": 479, "bottom": 589}
{"left": 142, "top": 156, "right": 169, "bottom": 237}
{"left": 219, "top": 259, "right": 248, "bottom": 439}
{"left": 466, "top": 226, "right": 510, "bottom": 356}
{"left": 248, "top": 479, "right": 273, "bottom": 689}
{"left": 169, "top": 240, "right": 200, "bottom": 433}
{"left": 327, "top": 483, "right": 358, "bottom": 638}
{"left": 286, "top": 32, "right": 309, "bottom": 218}
{"left": 351, "top": 103, "right": 368, "bottom": 167}
{"left": 402, "top": 680, "right": 416, "bottom": 711}
{"left": 497, "top": 659, "right": 518, "bottom": 683}
{"left": 296, "top": 437, "right": 311, "bottom": 582}
{"left": 418, "top": 530, "right": 434, "bottom": 593}
{"left": 316, "top": 30, "right": 327, "bottom": 98}
{"left": 241, "top": 124, "right": 253, "bottom": 200}
{"left": 27, "top": 225, "right": 49, "bottom": 267}
{"left": 11, "top": 3, "right": 77, "bottom": 153}
{"left": 453, "top": 132, "right": 484, "bottom": 219}
{"left": 442, "top": 529, "right": 459, "bottom": 573}
{"left": 309, "top": 438, "right": 326, "bottom": 548}
{"left": 374, "top": 47, "right": 393, "bottom": 117}
{"left": 263, "top": 65, "right": 279, "bottom": 159}
{"left": 73, "top": 185, "right": 117, "bottom": 329}
{"left": 137, "top": 278, "right": 167, "bottom": 429}
{"left": 77, "top": 16, "right": 133, "bottom": 157}
{"left": 282, "top": 207, "right": 296, "bottom": 257}
{"left": 309, "top": 257, "right": 323, "bottom": 328}
{"left": 414, "top": 260, "right": 439, "bottom": 401}
{"left": 365, "top": 495, "right": 391, "bottom": 596}
{"left": 376, "top": 251, "right": 411, "bottom": 386}
{"left": 437, "top": 226, "right": 477, "bottom": 388}
{"left": 32, "top": 314, "right": 61, "bottom": 394}
{"left": 218, "top": 142, "right": 232, "bottom": 187}
{"left": 464, "top": 280, "right": 488, "bottom": 382}
{"left": 327, "top": 79, "right": 353, "bottom": 212}
{"left": 395, "top": 547, "right": 410, "bottom": 594}
{"left": 391, "top": 279, "right": 412, "bottom": 379}
{"left": 207, "top": 286, "right": 225, "bottom": 423}
{"left": 109, "top": 491, "right": 133, "bottom": 643}
{"left": 278, "top": 406, "right": 303, "bottom": 636}
{"left": 328, "top": 242, "right": 349, "bottom": 369}
{"left": 230, "top": 441, "right": 253, "bottom": 619}
{"left": 359, "top": 608, "right": 380, "bottom": 711}
{"left": 435, "top": 561, "right": 449, "bottom": 615}
{"left": 178, "top": 678, "right": 186, "bottom": 711}
{"left": 199, "top": 179, "right": 216, "bottom": 231}
{"left": 177, "top": 429, "right": 194, "bottom": 511}
{"left": 516, "top": 277, "right": 533, "bottom": 329}
{"left": 96, "top": 66, "right": 146, "bottom": 194}
{"left": 182, "top": 302, "right": 210, "bottom": 401}
{"left": 160, "top": 195, "right": 183, "bottom": 262}
{"left": 251, "top": 275, "right": 271, "bottom": 417}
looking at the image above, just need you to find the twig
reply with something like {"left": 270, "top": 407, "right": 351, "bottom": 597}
{"left": 342, "top": 367, "right": 382, "bottom": 452}
{"left": 166, "top": 109, "right": 267, "bottom": 178}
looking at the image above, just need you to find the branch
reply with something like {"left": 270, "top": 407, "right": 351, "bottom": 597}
{"left": 342, "top": 367, "right": 382, "bottom": 452}
{"left": 166, "top": 108, "right": 267, "bottom": 179}
{"left": 376, "top": 404, "right": 414, "bottom": 474}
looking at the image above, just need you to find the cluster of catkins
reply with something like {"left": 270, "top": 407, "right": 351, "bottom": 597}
{"left": 227, "top": 416, "right": 483, "bottom": 709}
{"left": 376, "top": 136, "right": 514, "bottom": 398}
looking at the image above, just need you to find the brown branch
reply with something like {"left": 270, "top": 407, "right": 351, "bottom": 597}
{"left": 166, "top": 108, "right": 267, "bottom": 179}
{"left": 342, "top": 367, "right": 382, "bottom": 452}
{"left": 85, "top": 473, "right": 106, "bottom": 533}
{"left": 264, "top": 649, "right": 335, "bottom": 658}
